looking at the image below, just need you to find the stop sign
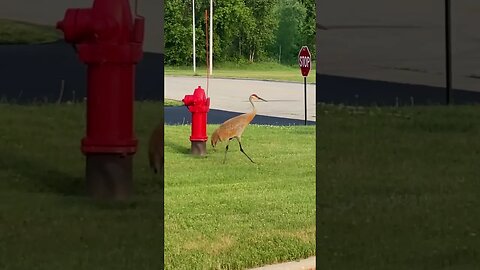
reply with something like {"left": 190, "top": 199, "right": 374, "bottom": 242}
{"left": 298, "top": 46, "right": 311, "bottom": 77}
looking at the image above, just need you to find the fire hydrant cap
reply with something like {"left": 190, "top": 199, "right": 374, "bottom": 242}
{"left": 194, "top": 86, "right": 206, "bottom": 100}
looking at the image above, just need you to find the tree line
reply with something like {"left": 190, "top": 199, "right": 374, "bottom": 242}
{"left": 165, "top": 0, "right": 315, "bottom": 66}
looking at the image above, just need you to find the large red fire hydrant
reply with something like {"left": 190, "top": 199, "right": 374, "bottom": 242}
{"left": 57, "top": 0, "right": 145, "bottom": 200}
{"left": 182, "top": 86, "right": 210, "bottom": 156}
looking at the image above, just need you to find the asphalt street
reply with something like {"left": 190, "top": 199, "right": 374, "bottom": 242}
{"left": 164, "top": 106, "right": 315, "bottom": 126}
{"left": 0, "top": 41, "right": 163, "bottom": 102}
{"left": 316, "top": 0, "right": 480, "bottom": 105}
{"left": 165, "top": 76, "right": 316, "bottom": 122}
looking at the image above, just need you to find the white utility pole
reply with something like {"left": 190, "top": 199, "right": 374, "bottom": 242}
{"left": 192, "top": 0, "right": 196, "bottom": 73}
{"left": 209, "top": 0, "right": 213, "bottom": 75}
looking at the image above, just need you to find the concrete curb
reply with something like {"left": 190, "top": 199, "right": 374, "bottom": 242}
{"left": 248, "top": 256, "right": 315, "bottom": 270}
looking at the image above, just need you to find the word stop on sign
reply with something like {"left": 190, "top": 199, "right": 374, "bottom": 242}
{"left": 299, "top": 56, "right": 310, "bottom": 67}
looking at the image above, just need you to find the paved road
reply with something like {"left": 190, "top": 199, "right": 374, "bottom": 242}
{"left": 165, "top": 107, "right": 315, "bottom": 126}
{"left": 165, "top": 76, "right": 316, "bottom": 122}
{"left": 316, "top": 73, "right": 480, "bottom": 106}
{"left": 0, "top": 41, "right": 163, "bottom": 102}
{"left": 0, "top": 0, "right": 163, "bottom": 53}
{"left": 317, "top": 0, "right": 480, "bottom": 92}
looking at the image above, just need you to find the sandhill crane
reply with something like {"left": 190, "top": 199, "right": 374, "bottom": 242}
{"left": 148, "top": 122, "right": 164, "bottom": 174}
{"left": 211, "top": 94, "right": 267, "bottom": 163}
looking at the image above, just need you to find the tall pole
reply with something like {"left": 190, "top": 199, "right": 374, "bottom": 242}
{"left": 192, "top": 0, "right": 196, "bottom": 73}
{"left": 205, "top": 10, "right": 209, "bottom": 97}
{"left": 209, "top": 0, "right": 213, "bottom": 75}
{"left": 445, "top": 0, "right": 452, "bottom": 105}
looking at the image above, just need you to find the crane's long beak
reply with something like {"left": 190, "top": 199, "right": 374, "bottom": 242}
{"left": 258, "top": 97, "right": 268, "bottom": 102}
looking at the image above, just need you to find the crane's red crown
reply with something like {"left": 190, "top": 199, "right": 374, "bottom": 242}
{"left": 250, "top": 93, "right": 267, "bottom": 102}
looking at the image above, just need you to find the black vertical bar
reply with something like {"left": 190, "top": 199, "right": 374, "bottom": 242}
{"left": 445, "top": 0, "right": 452, "bottom": 105}
{"left": 304, "top": 76, "right": 307, "bottom": 125}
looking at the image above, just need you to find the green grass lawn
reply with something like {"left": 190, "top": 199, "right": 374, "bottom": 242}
{"left": 317, "top": 104, "right": 480, "bottom": 269}
{"left": 0, "top": 102, "right": 314, "bottom": 269}
{"left": 0, "top": 102, "right": 164, "bottom": 270}
{"left": 0, "top": 18, "right": 60, "bottom": 44}
{"left": 5, "top": 101, "right": 478, "bottom": 269}
{"left": 165, "top": 98, "right": 183, "bottom": 107}
{"left": 164, "top": 124, "right": 316, "bottom": 269}
{"left": 165, "top": 61, "right": 316, "bottom": 84}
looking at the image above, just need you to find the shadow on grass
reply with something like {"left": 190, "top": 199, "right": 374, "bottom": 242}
{"left": 164, "top": 138, "right": 190, "bottom": 154}
{"left": 0, "top": 149, "right": 85, "bottom": 197}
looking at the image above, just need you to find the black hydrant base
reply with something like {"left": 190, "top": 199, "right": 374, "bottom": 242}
{"left": 86, "top": 154, "right": 133, "bottom": 200}
{"left": 191, "top": 141, "right": 207, "bottom": 156}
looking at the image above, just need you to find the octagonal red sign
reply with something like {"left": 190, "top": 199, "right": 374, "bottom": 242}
{"left": 298, "top": 46, "right": 311, "bottom": 77}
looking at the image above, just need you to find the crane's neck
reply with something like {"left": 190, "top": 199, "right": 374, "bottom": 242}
{"left": 249, "top": 96, "right": 257, "bottom": 114}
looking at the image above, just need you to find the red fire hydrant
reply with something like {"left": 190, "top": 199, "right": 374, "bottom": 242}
{"left": 182, "top": 86, "right": 210, "bottom": 156}
{"left": 57, "top": 0, "right": 144, "bottom": 200}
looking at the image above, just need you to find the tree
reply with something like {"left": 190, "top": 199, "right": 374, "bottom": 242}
{"left": 243, "top": 0, "right": 277, "bottom": 62}
{"left": 211, "top": 0, "right": 254, "bottom": 62}
{"left": 275, "top": 0, "right": 307, "bottom": 64}
{"left": 164, "top": 0, "right": 193, "bottom": 65}
{"left": 298, "top": 0, "right": 316, "bottom": 60}
{"left": 164, "top": 0, "right": 315, "bottom": 66}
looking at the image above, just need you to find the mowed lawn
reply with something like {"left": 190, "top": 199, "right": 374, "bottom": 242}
{"left": 317, "top": 104, "right": 480, "bottom": 269}
{"left": 0, "top": 102, "right": 315, "bottom": 270}
{"left": 164, "top": 124, "right": 315, "bottom": 269}
{"left": 165, "top": 62, "right": 316, "bottom": 84}
{"left": 0, "top": 102, "right": 166, "bottom": 270}
{"left": 0, "top": 18, "right": 60, "bottom": 44}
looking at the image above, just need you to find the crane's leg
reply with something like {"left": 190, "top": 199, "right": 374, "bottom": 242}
{"left": 236, "top": 138, "right": 255, "bottom": 163}
{"left": 223, "top": 138, "right": 233, "bottom": 164}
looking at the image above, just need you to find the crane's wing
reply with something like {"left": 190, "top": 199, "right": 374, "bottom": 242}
{"left": 218, "top": 113, "right": 255, "bottom": 137}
